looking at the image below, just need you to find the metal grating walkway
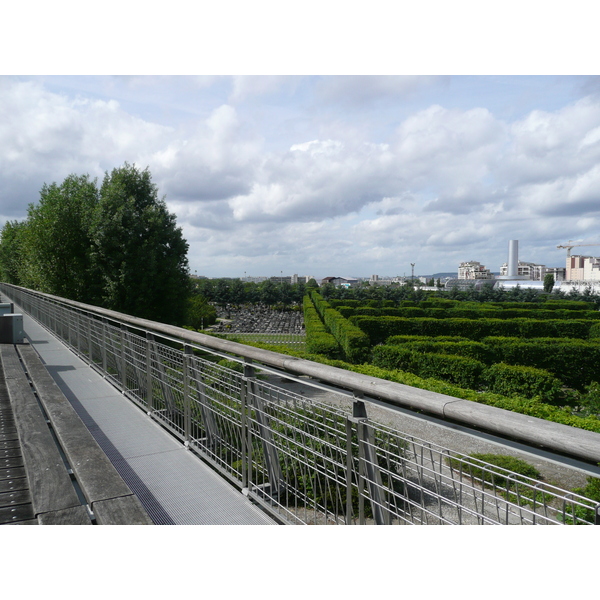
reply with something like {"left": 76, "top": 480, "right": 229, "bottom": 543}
{"left": 8, "top": 301, "right": 275, "bottom": 525}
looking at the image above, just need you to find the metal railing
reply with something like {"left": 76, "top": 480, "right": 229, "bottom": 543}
{"left": 2, "top": 283, "right": 600, "bottom": 525}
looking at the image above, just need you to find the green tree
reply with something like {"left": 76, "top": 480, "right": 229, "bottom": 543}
{"left": 24, "top": 174, "right": 99, "bottom": 302}
{"left": 0, "top": 220, "right": 29, "bottom": 285}
{"left": 90, "top": 163, "right": 190, "bottom": 324}
{"left": 259, "top": 279, "right": 279, "bottom": 305}
{"left": 185, "top": 294, "right": 217, "bottom": 329}
{"left": 543, "top": 273, "right": 555, "bottom": 293}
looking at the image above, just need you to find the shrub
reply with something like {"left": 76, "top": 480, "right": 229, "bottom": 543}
{"left": 303, "top": 295, "right": 339, "bottom": 358}
{"left": 448, "top": 453, "right": 542, "bottom": 486}
{"left": 310, "top": 292, "right": 370, "bottom": 363}
{"left": 482, "top": 363, "right": 564, "bottom": 404}
{"left": 372, "top": 345, "right": 485, "bottom": 389}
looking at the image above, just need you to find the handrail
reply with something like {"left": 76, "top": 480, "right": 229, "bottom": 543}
{"left": 2, "top": 282, "right": 600, "bottom": 465}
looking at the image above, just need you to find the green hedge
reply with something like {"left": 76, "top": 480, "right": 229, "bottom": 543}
{"left": 482, "top": 363, "right": 564, "bottom": 404}
{"left": 396, "top": 340, "right": 494, "bottom": 364}
{"left": 372, "top": 345, "right": 485, "bottom": 389}
{"left": 373, "top": 345, "right": 568, "bottom": 404}
{"left": 303, "top": 296, "right": 339, "bottom": 358}
{"left": 309, "top": 292, "right": 371, "bottom": 363}
{"left": 351, "top": 316, "right": 595, "bottom": 345}
{"left": 482, "top": 336, "right": 600, "bottom": 391}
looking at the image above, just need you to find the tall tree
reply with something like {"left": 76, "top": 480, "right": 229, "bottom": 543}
{"left": 543, "top": 273, "right": 555, "bottom": 293}
{"left": 91, "top": 163, "right": 190, "bottom": 324}
{"left": 25, "top": 174, "right": 99, "bottom": 302}
{"left": 0, "top": 220, "right": 29, "bottom": 285}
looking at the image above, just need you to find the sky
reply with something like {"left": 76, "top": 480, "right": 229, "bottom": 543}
{"left": 2, "top": 4, "right": 600, "bottom": 282}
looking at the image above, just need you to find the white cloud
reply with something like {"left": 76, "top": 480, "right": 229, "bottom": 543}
{"left": 3, "top": 76, "right": 600, "bottom": 278}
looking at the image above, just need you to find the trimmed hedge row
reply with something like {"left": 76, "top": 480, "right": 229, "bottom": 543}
{"left": 481, "top": 336, "right": 600, "bottom": 391}
{"left": 372, "top": 345, "right": 565, "bottom": 404}
{"left": 386, "top": 335, "right": 600, "bottom": 391}
{"left": 309, "top": 292, "right": 371, "bottom": 363}
{"left": 350, "top": 316, "right": 596, "bottom": 345}
{"left": 336, "top": 306, "right": 600, "bottom": 320}
{"left": 303, "top": 296, "right": 340, "bottom": 358}
{"left": 372, "top": 345, "right": 485, "bottom": 389}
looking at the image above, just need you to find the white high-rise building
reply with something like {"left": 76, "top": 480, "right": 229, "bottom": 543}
{"left": 458, "top": 261, "right": 493, "bottom": 280}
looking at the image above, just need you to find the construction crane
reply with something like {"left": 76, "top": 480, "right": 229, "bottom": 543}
{"left": 557, "top": 241, "right": 600, "bottom": 258}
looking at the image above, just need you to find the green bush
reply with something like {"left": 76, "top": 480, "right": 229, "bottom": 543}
{"left": 351, "top": 315, "right": 595, "bottom": 344}
{"left": 399, "top": 340, "right": 494, "bottom": 364}
{"left": 482, "top": 363, "right": 564, "bottom": 404}
{"left": 310, "top": 292, "right": 370, "bottom": 363}
{"left": 481, "top": 337, "right": 600, "bottom": 391}
{"left": 568, "top": 474, "right": 600, "bottom": 524}
{"left": 448, "top": 453, "right": 542, "bottom": 486}
{"left": 372, "top": 345, "right": 485, "bottom": 389}
{"left": 303, "top": 296, "right": 339, "bottom": 358}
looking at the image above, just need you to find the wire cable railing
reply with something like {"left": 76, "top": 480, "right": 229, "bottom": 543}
{"left": 2, "top": 283, "right": 599, "bottom": 525}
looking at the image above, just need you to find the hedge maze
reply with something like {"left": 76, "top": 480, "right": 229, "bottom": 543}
{"left": 303, "top": 292, "right": 600, "bottom": 430}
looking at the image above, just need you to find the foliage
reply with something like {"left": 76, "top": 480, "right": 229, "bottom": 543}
{"left": 543, "top": 273, "right": 555, "bottom": 293}
{"left": 372, "top": 345, "right": 486, "bottom": 389}
{"left": 0, "top": 164, "right": 191, "bottom": 325}
{"left": 24, "top": 174, "right": 99, "bottom": 302}
{"left": 302, "top": 295, "right": 340, "bottom": 358}
{"left": 92, "top": 163, "right": 190, "bottom": 324}
{"left": 569, "top": 474, "right": 600, "bottom": 523}
{"left": 239, "top": 342, "right": 600, "bottom": 433}
{"left": 0, "top": 220, "right": 28, "bottom": 285}
{"left": 186, "top": 294, "right": 217, "bottom": 329}
{"left": 309, "top": 291, "right": 371, "bottom": 363}
{"left": 578, "top": 382, "right": 600, "bottom": 416}
{"left": 482, "top": 363, "right": 565, "bottom": 405}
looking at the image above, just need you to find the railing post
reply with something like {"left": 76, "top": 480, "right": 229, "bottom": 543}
{"left": 595, "top": 504, "right": 600, "bottom": 525}
{"left": 101, "top": 318, "right": 107, "bottom": 374}
{"left": 183, "top": 345, "right": 192, "bottom": 445}
{"left": 120, "top": 323, "right": 127, "bottom": 390}
{"left": 241, "top": 360, "right": 252, "bottom": 491}
{"left": 351, "top": 394, "right": 391, "bottom": 525}
{"left": 145, "top": 331, "right": 153, "bottom": 413}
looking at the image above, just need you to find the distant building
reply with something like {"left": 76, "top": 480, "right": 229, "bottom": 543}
{"left": 566, "top": 255, "right": 600, "bottom": 282}
{"left": 458, "top": 261, "right": 493, "bottom": 280}
{"left": 320, "top": 276, "right": 359, "bottom": 288}
{"left": 499, "top": 260, "right": 546, "bottom": 280}
{"left": 268, "top": 274, "right": 312, "bottom": 285}
{"left": 369, "top": 274, "right": 396, "bottom": 286}
{"left": 545, "top": 266, "right": 566, "bottom": 282}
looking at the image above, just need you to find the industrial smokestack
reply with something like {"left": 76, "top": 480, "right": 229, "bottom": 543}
{"left": 508, "top": 240, "right": 518, "bottom": 277}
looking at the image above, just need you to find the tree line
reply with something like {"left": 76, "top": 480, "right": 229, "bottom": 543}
{"left": 192, "top": 277, "right": 318, "bottom": 308}
{"left": 319, "top": 280, "right": 600, "bottom": 308}
{"left": 0, "top": 164, "right": 191, "bottom": 325}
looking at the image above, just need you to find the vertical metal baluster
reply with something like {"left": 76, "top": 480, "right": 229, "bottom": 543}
{"left": 120, "top": 323, "right": 127, "bottom": 390}
{"left": 101, "top": 318, "right": 107, "bottom": 374}
{"left": 146, "top": 331, "right": 153, "bottom": 413}
{"left": 241, "top": 360, "right": 250, "bottom": 492}
{"left": 183, "top": 344, "right": 192, "bottom": 445}
{"left": 345, "top": 417, "right": 355, "bottom": 524}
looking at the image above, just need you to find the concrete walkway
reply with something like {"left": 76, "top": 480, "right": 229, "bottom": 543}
{"left": 7, "top": 297, "right": 275, "bottom": 525}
